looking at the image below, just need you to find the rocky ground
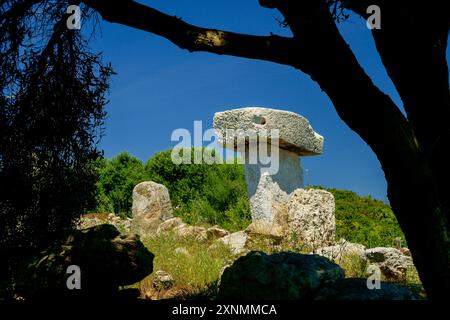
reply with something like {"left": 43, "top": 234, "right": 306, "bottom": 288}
{"left": 68, "top": 180, "right": 423, "bottom": 300}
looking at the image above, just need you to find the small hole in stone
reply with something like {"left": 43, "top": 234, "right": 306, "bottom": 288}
{"left": 253, "top": 115, "right": 267, "bottom": 125}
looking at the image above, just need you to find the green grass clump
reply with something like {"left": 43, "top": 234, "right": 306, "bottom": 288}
{"left": 138, "top": 233, "right": 234, "bottom": 299}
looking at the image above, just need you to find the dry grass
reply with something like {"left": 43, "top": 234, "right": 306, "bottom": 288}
{"left": 80, "top": 212, "right": 110, "bottom": 221}
{"left": 137, "top": 232, "right": 234, "bottom": 300}
{"left": 128, "top": 227, "right": 424, "bottom": 300}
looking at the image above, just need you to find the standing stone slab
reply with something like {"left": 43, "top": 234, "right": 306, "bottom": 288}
{"left": 213, "top": 107, "right": 324, "bottom": 227}
{"left": 287, "top": 189, "right": 336, "bottom": 250}
{"left": 132, "top": 181, "right": 173, "bottom": 236}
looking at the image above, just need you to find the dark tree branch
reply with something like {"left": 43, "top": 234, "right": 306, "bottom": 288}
{"left": 260, "top": 1, "right": 416, "bottom": 160}
{"left": 0, "top": 0, "right": 42, "bottom": 22}
{"left": 82, "top": 0, "right": 296, "bottom": 66}
{"left": 83, "top": 0, "right": 415, "bottom": 163}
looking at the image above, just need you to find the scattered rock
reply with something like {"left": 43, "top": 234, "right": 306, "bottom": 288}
{"left": 156, "top": 217, "right": 184, "bottom": 235}
{"left": 246, "top": 220, "right": 285, "bottom": 240}
{"left": 77, "top": 213, "right": 132, "bottom": 233}
{"left": 207, "top": 226, "right": 230, "bottom": 239}
{"left": 218, "top": 231, "right": 248, "bottom": 255}
{"left": 17, "top": 225, "right": 154, "bottom": 299}
{"left": 286, "top": 188, "right": 336, "bottom": 250}
{"left": 131, "top": 181, "right": 173, "bottom": 235}
{"left": 175, "top": 224, "right": 208, "bottom": 241}
{"left": 218, "top": 251, "right": 344, "bottom": 300}
{"left": 174, "top": 247, "right": 189, "bottom": 256}
{"left": 316, "top": 239, "right": 366, "bottom": 263}
{"left": 362, "top": 247, "right": 413, "bottom": 282}
{"left": 399, "top": 247, "right": 411, "bottom": 257}
{"left": 152, "top": 270, "right": 175, "bottom": 291}
{"left": 314, "top": 278, "right": 421, "bottom": 300}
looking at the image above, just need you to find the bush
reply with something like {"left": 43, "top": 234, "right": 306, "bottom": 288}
{"left": 95, "top": 150, "right": 405, "bottom": 246}
{"left": 310, "top": 187, "right": 406, "bottom": 248}
{"left": 145, "top": 149, "right": 251, "bottom": 231}
{"left": 94, "top": 149, "right": 251, "bottom": 231}
{"left": 95, "top": 153, "right": 148, "bottom": 217}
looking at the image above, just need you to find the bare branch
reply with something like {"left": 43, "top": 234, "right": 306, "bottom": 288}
{"left": 260, "top": 1, "right": 415, "bottom": 160}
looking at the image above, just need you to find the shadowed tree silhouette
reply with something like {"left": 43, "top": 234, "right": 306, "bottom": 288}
{"left": 0, "top": 0, "right": 113, "bottom": 296}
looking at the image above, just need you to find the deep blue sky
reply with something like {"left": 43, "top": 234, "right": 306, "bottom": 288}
{"left": 88, "top": 0, "right": 449, "bottom": 202}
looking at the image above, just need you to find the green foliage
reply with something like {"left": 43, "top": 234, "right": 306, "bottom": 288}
{"left": 0, "top": 3, "right": 112, "bottom": 251}
{"left": 96, "top": 150, "right": 405, "bottom": 246}
{"left": 95, "top": 149, "right": 251, "bottom": 231}
{"left": 95, "top": 153, "right": 148, "bottom": 217}
{"left": 310, "top": 187, "right": 406, "bottom": 248}
{"left": 144, "top": 149, "right": 251, "bottom": 232}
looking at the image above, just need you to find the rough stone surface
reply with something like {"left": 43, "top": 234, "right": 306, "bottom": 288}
{"left": 218, "top": 251, "right": 344, "bottom": 300}
{"left": 78, "top": 213, "right": 132, "bottom": 233}
{"left": 244, "top": 150, "right": 303, "bottom": 209}
{"left": 17, "top": 225, "right": 154, "bottom": 298}
{"left": 132, "top": 181, "right": 173, "bottom": 235}
{"left": 175, "top": 224, "right": 208, "bottom": 241}
{"left": 246, "top": 220, "right": 285, "bottom": 240}
{"left": 156, "top": 217, "right": 184, "bottom": 235}
{"left": 399, "top": 247, "right": 411, "bottom": 257}
{"left": 362, "top": 247, "right": 413, "bottom": 282}
{"left": 314, "top": 278, "right": 421, "bottom": 300}
{"left": 207, "top": 226, "right": 230, "bottom": 239}
{"left": 218, "top": 231, "right": 248, "bottom": 255}
{"left": 152, "top": 270, "right": 175, "bottom": 291}
{"left": 246, "top": 172, "right": 289, "bottom": 223}
{"left": 213, "top": 107, "right": 325, "bottom": 232}
{"left": 286, "top": 189, "right": 336, "bottom": 250}
{"left": 213, "top": 107, "right": 324, "bottom": 155}
{"left": 316, "top": 239, "right": 366, "bottom": 263}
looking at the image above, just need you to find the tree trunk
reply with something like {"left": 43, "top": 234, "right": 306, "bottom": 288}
{"left": 383, "top": 151, "right": 450, "bottom": 299}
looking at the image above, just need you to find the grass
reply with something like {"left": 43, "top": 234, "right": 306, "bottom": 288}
{"left": 130, "top": 229, "right": 425, "bottom": 300}
{"left": 137, "top": 232, "right": 234, "bottom": 300}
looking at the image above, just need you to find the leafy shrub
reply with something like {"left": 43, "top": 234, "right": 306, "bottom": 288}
{"left": 95, "top": 150, "right": 405, "bottom": 246}
{"left": 310, "top": 187, "right": 406, "bottom": 248}
{"left": 95, "top": 153, "right": 148, "bottom": 217}
{"left": 145, "top": 149, "right": 251, "bottom": 231}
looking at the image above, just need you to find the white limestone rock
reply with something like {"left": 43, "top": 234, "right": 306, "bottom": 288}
{"left": 362, "top": 247, "right": 414, "bottom": 282}
{"left": 219, "top": 231, "right": 248, "bottom": 255}
{"left": 213, "top": 107, "right": 324, "bottom": 226}
{"left": 131, "top": 181, "right": 173, "bottom": 236}
{"left": 213, "top": 107, "right": 324, "bottom": 155}
{"left": 287, "top": 189, "right": 336, "bottom": 250}
{"left": 316, "top": 239, "right": 366, "bottom": 263}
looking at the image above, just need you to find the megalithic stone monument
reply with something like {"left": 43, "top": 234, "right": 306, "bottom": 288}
{"left": 213, "top": 107, "right": 324, "bottom": 224}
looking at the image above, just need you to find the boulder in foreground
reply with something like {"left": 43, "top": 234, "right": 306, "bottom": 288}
{"left": 218, "top": 251, "right": 344, "bottom": 300}
{"left": 17, "top": 224, "right": 154, "bottom": 299}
